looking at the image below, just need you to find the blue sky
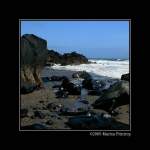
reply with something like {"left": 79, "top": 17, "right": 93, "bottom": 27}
{"left": 21, "top": 20, "right": 129, "bottom": 58}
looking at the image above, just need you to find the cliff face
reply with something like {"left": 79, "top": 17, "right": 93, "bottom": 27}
{"left": 21, "top": 34, "right": 48, "bottom": 93}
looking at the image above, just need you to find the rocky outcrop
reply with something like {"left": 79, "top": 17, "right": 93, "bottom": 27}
{"left": 47, "top": 50, "right": 62, "bottom": 64}
{"left": 47, "top": 51, "right": 89, "bottom": 65}
{"left": 61, "top": 51, "right": 89, "bottom": 65}
{"left": 92, "top": 81, "right": 129, "bottom": 112}
{"left": 121, "top": 73, "right": 129, "bottom": 81}
{"left": 21, "top": 34, "right": 48, "bottom": 94}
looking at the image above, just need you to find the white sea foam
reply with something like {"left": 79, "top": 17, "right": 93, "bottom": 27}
{"left": 51, "top": 59, "right": 129, "bottom": 79}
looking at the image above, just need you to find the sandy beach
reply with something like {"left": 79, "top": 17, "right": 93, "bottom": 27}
{"left": 20, "top": 68, "right": 129, "bottom": 130}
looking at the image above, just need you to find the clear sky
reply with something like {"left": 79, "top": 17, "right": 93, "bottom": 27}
{"left": 21, "top": 20, "right": 129, "bottom": 59}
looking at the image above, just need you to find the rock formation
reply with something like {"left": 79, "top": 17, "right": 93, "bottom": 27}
{"left": 47, "top": 50, "right": 89, "bottom": 65}
{"left": 21, "top": 34, "right": 48, "bottom": 94}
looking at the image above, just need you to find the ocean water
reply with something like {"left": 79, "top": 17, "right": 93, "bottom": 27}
{"left": 51, "top": 58, "right": 129, "bottom": 79}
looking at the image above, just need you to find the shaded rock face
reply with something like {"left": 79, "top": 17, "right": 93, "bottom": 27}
{"left": 21, "top": 34, "right": 48, "bottom": 94}
{"left": 121, "top": 73, "right": 129, "bottom": 81}
{"left": 47, "top": 51, "right": 89, "bottom": 65}
{"left": 92, "top": 81, "right": 129, "bottom": 112}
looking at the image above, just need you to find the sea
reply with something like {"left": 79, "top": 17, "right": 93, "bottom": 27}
{"left": 51, "top": 58, "right": 129, "bottom": 80}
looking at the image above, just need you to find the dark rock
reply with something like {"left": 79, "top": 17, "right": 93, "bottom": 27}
{"left": 60, "top": 106, "right": 88, "bottom": 116}
{"left": 39, "top": 100, "right": 44, "bottom": 103}
{"left": 55, "top": 90, "right": 69, "bottom": 98}
{"left": 79, "top": 100, "right": 89, "bottom": 104}
{"left": 67, "top": 113, "right": 129, "bottom": 130}
{"left": 21, "top": 34, "right": 48, "bottom": 94}
{"left": 92, "top": 81, "right": 129, "bottom": 112}
{"left": 20, "top": 82, "right": 37, "bottom": 94}
{"left": 52, "top": 85, "right": 61, "bottom": 88}
{"left": 60, "top": 110, "right": 87, "bottom": 116}
{"left": 82, "top": 78, "right": 93, "bottom": 90}
{"left": 67, "top": 113, "right": 112, "bottom": 129}
{"left": 21, "top": 123, "right": 48, "bottom": 130}
{"left": 121, "top": 73, "right": 129, "bottom": 81}
{"left": 110, "top": 120, "right": 130, "bottom": 130}
{"left": 34, "top": 111, "right": 45, "bottom": 119}
{"left": 20, "top": 109, "right": 28, "bottom": 118}
{"left": 61, "top": 51, "right": 89, "bottom": 65}
{"left": 46, "top": 120, "right": 53, "bottom": 125}
{"left": 50, "top": 113, "right": 61, "bottom": 119}
{"left": 82, "top": 79, "right": 107, "bottom": 95}
{"left": 60, "top": 98, "right": 90, "bottom": 116}
{"left": 92, "top": 80, "right": 106, "bottom": 90}
{"left": 47, "top": 50, "right": 63, "bottom": 64}
{"left": 47, "top": 50, "right": 89, "bottom": 65}
{"left": 61, "top": 78, "right": 81, "bottom": 95}
{"left": 72, "top": 71, "right": 92, "bottom": 80}
{"left": 47, "top": 102, "right": 63, "bottom": 112}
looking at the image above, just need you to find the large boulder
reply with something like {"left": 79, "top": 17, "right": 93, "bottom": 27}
{"left": 21, "top": 34, "right": 48, "bottom": 94}
{"left": 121, "top": 73, "right": 129, "bottom": 81}
{"left": 92, "top": 81, "right": 130, "bottom": 112}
